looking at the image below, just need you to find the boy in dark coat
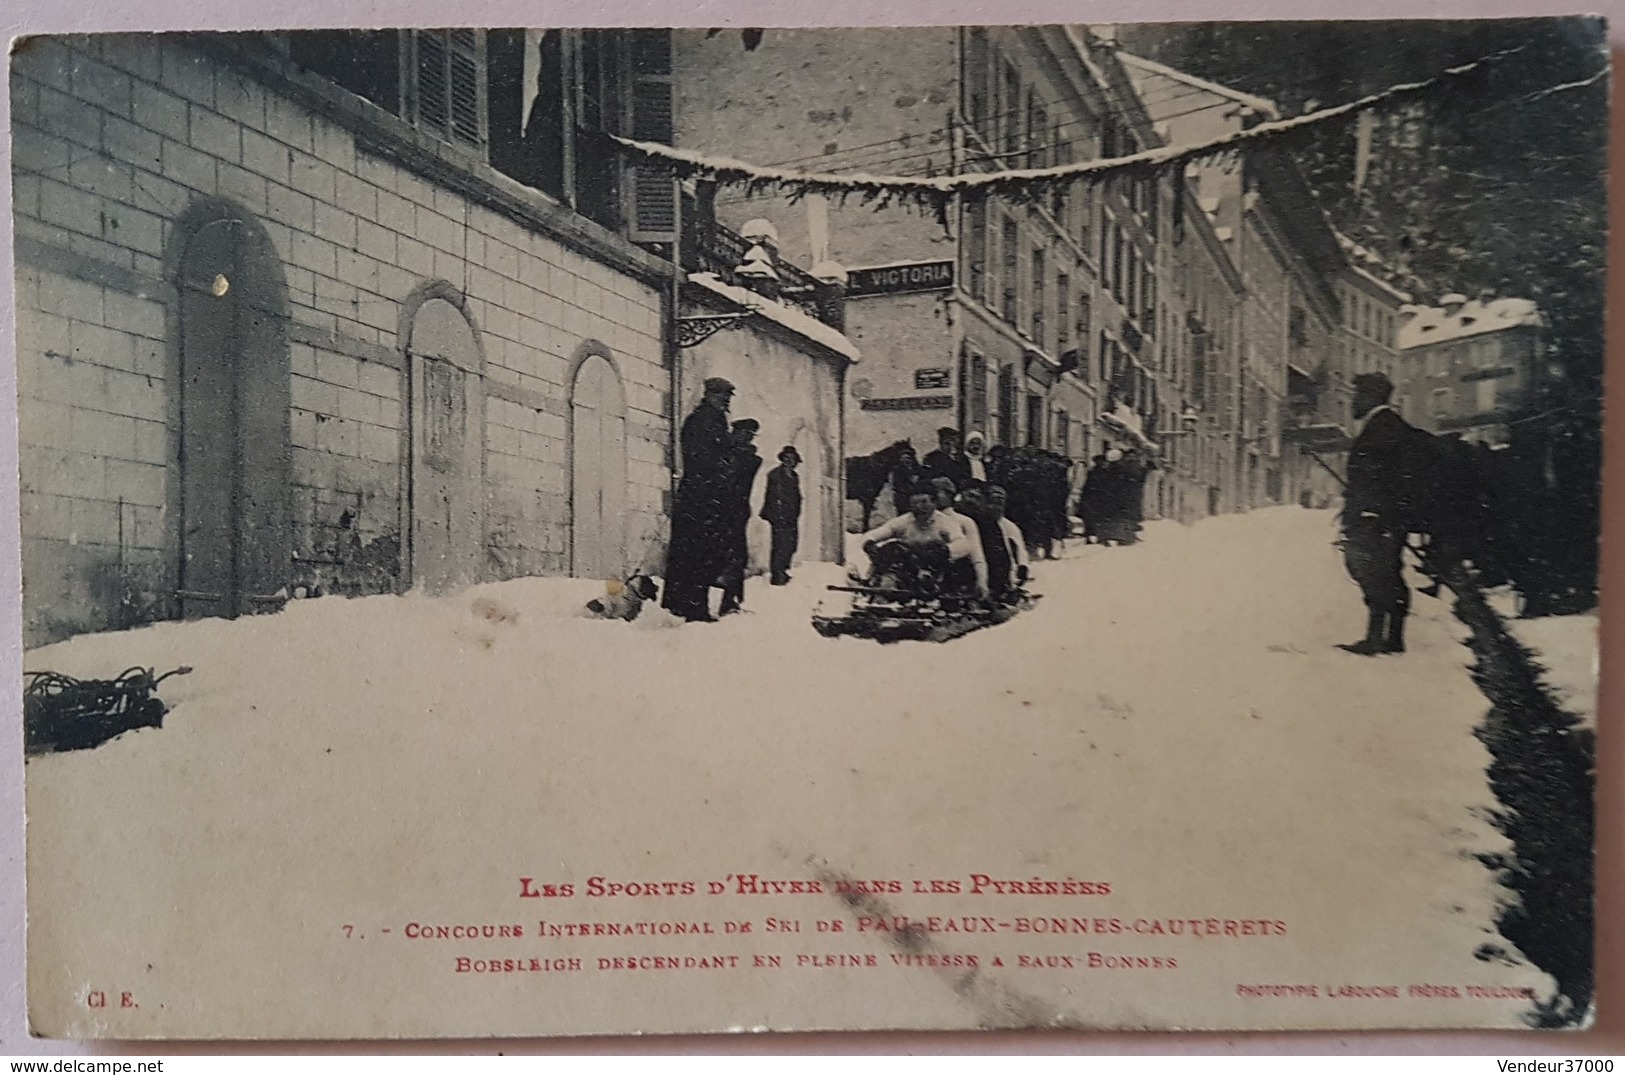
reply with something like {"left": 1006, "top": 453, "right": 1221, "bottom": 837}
{"left": 760, "top": 446, "right": 803, "bottom": 586}
{"left": 717, "top": 418, "right": 762, "bottom": 615}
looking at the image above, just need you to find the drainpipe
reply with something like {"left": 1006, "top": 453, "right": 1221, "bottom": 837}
{"left": 666, "top": 197, "right": 685, "bottom": 530}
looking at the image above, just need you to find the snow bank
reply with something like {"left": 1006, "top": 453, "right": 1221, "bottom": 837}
{"left": 24, "top": 506, "right": 1564, "bottom": 1035}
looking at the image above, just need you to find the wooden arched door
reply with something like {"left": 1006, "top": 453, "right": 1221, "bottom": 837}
{"left": 570, "top": 351, "right": 627, "bottom": 579}
{"left": 175, "top": 209, "right": 290, "bottom": 620}
{"left": 407, "top": 296, "right": 484, "bottom": 593}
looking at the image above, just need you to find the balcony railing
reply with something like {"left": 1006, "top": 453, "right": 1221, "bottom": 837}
{"left": 679, "top": 192, "right": 838, "bottom": 329}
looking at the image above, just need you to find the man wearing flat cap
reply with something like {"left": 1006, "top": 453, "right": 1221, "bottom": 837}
{"left": 663, "top": 377, "right": 736, "bottom": 621}
{"left": 761, "top": 445, "right": 803, "bottom": 586}
{"left": 1339, "top": 371, "right": 1432, "bottom": 655}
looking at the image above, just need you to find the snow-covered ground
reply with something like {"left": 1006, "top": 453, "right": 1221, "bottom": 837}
{"left": 25, "top": 507, "right": 1579, "bottom": 1037}
{"left": 1487, "top": 591, "right": 1600, "bottom": 729}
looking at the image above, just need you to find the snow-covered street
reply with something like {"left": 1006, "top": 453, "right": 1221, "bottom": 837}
{"left": 25, "top": 506, "right": 1580, "bottom": 1036}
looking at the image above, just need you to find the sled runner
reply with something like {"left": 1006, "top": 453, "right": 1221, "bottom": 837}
{"left": 812, "top": 579, "right": 1040, "bottom": 644}
{"left": 24, "top": 666, "right": 192, "bottom": 756}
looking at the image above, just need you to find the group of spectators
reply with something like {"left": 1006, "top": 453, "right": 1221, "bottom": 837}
{"left": 661, "top": 377, "right": 804, "bottom": 623}
{"left": 1075, "top": 448, "right": 1157, "bottom": 547}
{"left": 892, "top": 427, "right": 1074, "bottom": 560}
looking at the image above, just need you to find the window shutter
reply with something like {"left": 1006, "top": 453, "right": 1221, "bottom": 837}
{"left": 965, "top": 29, "right": 991, "bottom": 147}
{"left": 964, "top": 200, "right": 987, "bottom": 304}
{"left": 986, "top": 207, "right": 1002, "bottom": 313}
{"left": 626, "top": 29, "right": 677, "bottom": 243}
{"left": 410, "top": 29, "right": 487, "bottom": 150}
{"left": 448, "top": 30, "right": 485, "bottom": 147}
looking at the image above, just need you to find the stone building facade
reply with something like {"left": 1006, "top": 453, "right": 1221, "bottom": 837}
{"left": 674, "top": 26, "right": 1151, "bottom": 483}
{"left": 13, "top": 30, "right": 856, "bottom": 646}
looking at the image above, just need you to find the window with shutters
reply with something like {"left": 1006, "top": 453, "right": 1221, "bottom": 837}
{"left": 512, "top": 28, "right": 674, "bottom": 241}
{"left": 968, "top": 353, "right": 989, "bottom": 433}
{"left": 965, "top": 28, "right": 993, "bottom": 149}
{"left": 287, "top": 29, "right": 485, "bottom": 148}
{"left": 1027, "top": 96, "right": 1048, "bottom": 170}
{"left": 1077, "top": 294, "right": 1093, "bottom": 377}
{"left": 624, "top": 29, "right": 677, "bottom": 242}
{"left": 986, "top": 205, "right": 1003, "bottom": 316}
{"left": 1112, "top": 227, "right": 1126, "bottom": 304}
{"left": 1056, "top": 270, "right": 1071, "bottom": 357}
{"left": 1001, "top": 217, "right": 1020, "bottom": 324}
{"left": 407, "top": 29, "right": 487, "bottom": 149}
{"left": 290, "top": 29, "right": 675, "bottom": 244}
{"left": 1026, "top": 393, "right": 1045, "bottom": 447}
{"left": 1031, "top": 246, "right": 1046, "bottom": 347}
{"left": 997, "top": 365, "right": 1018, "bottom": 446}
{"left": 1002, "top": 62, "right": 1022, "bottom": 160}
{"left": 1051, "top": 125, "right": 1072, "bottom": 220}
{"left": 287, "top": 31, "right": 402, "bottom": 114}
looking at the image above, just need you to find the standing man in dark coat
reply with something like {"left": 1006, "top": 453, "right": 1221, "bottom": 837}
{"left": 662, "top": 376, "right": 735, "bottom": 622}
{"left": 760, "top": 445, "right": 803, "bottom": 586}
{"left": 1339, "top": 372, "right": 1430, "bottom": 655}
{"left": 921, "top": 427, "right": 974, "bottom": 490}
{"left": 717, "top": 418, "right": 762, "bottom": 616}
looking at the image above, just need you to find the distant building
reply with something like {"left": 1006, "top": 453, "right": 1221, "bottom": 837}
{"left": 1121, "top": 49, "right": 1344, "bottom": 513}
{"left": 1395, "top": 294, "right": 1546, "bottom": 445}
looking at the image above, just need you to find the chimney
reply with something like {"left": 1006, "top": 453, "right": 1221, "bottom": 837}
{"left": 811, "top": 260, "right": 848, "bottom": 332}
{"left": 1439, "top": 293, "right": 1468, "bottom": 317}
{"left": 735, "top": 243, "right": 781, "bottom": 301}
{"left": 735, "top": 218, "right": 783, "bottom": 300}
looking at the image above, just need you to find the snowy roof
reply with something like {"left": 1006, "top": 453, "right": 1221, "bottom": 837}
{"left": 1116, "top": 52, "right": 1281, "bottom": 121}
{"left": 1397, "top": 297, "right": 1542, "bottom": 350}
{"left": 1348, "top": 263, "right": 1412, "bottom": 304}
{"left": 1334, "top": 231, "right": 1413, "bottom": 301}
{"left": 687, "top": 272, "right": 862, "bottom": 363}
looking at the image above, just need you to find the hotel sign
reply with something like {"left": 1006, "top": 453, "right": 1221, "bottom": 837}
{"left": 845, "top": 259, "right": 956, "bottom": 298}
{"left": 859, "top": 395, "right": 954, "bottom": 411}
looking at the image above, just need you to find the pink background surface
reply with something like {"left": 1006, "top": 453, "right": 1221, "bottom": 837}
{"left": 0, "top": 0, "right": 1619, "bottom": 1055}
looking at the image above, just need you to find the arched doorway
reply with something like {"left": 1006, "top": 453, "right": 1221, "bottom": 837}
{"left": 404, "top": 289, "right": 484, "bottom": 593}
{"left": 569, "top": 346, "right": 627, "bottom": 579}
{"left": 172, "top": 202, "right": 291, "bottom": 620}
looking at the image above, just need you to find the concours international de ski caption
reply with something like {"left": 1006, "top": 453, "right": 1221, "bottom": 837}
{"left": 392, "top": 871, "right": 1294, "bottom": 942}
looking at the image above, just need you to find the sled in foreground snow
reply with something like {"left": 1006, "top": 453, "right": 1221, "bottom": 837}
{"left": 811, "top": 583, "right": 1041, "bottom": 643}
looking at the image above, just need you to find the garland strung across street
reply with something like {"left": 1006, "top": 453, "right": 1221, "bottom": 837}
{"left": 610, "top": 45, "right": 1601, "bottom": 219}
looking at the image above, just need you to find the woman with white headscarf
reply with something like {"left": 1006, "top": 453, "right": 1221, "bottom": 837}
{"left": 964, "top": 431, "right": 988, "bottom": 484}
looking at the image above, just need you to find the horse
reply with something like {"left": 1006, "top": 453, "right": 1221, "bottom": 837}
{"left": 845, "top": 439, "right": 915, "bottom": 530}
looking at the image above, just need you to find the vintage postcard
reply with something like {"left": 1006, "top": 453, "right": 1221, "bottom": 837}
{"left": 12, "top": 18, "right": 1605, "bottom": 1038}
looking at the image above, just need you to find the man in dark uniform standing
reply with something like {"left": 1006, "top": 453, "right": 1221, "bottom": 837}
{"left": 760, "top": 445, "right": 803, "bottom": 586}
{"left": 921, "top": 426, "right": 974, "bottom": 490}
{"left": 663, "top": 376, "right": 735, "bottom": 621}
{"left": 1339, "top": 372, "right": 1429, "bottom": 655}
